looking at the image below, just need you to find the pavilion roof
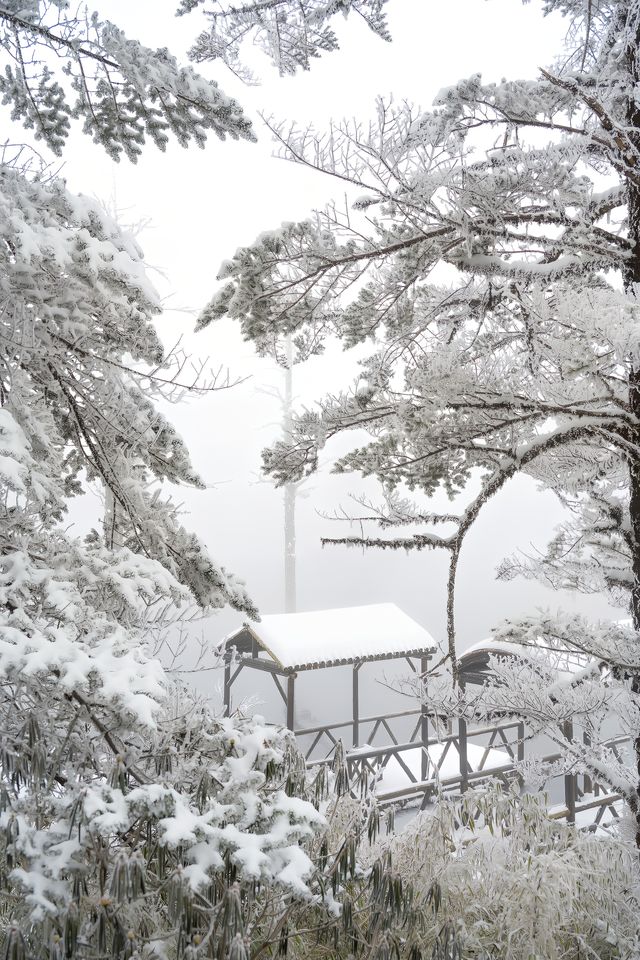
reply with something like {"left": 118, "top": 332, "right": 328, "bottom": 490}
{"left": 223, "top": 603, "right": 437, "bottom": 671}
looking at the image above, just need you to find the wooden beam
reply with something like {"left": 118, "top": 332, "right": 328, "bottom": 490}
{"left": 234, "top": 656, "right": 288, "bottom": 676}
{"left": 271, "top": 672, "right": 288, "bottom": 706}
{"left": 224, "top": 658, "right": 246, "bottom": 716}
{"left": 229, "top": 662, "right": 244, "bottom": 686}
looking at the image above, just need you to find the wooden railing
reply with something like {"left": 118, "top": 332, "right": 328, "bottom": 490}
{"left": 296, "top": 707, "right": 429, "bottom": 760}
{"left": 303, "top": 717, "right": 631, "bottom": 832}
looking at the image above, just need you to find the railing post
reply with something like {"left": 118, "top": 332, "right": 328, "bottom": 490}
{"left": 517, "top": 721, "right": 525, "bottom": 763}
{"left": 583, "top": 728, "right": 593, "bottom": 795}
{"left": 223, "top": 651, "right": 231, "bottom": 717}
{"left": 421, "top": 655, "right": 429, "bottom": 782}
{"left": 514, "top": 719, "right": 525, "bottom": 789}
{"left": 352, "top": 662, "right": 360, "bottom": 748}
{"left": 458, "top": 716, "right": 468, "bottom": 793}
{"left": 563, "top": 719, "right": 576, "bottom": 824}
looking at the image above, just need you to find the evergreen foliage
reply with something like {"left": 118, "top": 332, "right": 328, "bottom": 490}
{"left": 1, "top": 699, "right": 327, "bottom": 958}
{"left": 181, "top": 0, "right": 391, "bottom": 81}
{"left": 0, "top": 2, "right": 255, "bottom": 160}
{"left": 0, "top": 166, "right": 256, "bottom": 619}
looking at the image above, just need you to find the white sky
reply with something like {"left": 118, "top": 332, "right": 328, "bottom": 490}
{"left": 53, "top": 0, "right": 622, "bottom": 696}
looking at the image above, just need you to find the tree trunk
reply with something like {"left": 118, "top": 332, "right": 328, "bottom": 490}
{"left": 623, "top": 10, "right": 640, "bottom": 845}
{"left": 104, "top": 485, "right": 123, "bottom": 550}
{"left": 626, "top": 176, "right": 640, "bottom": 634}
{"left": 283, "top": 337, "right": 297, "bottom": 613}
{"left": 625, "top": 273, "right": 640, "bottom": 848}
{"left": 284, "top": 482, "right": 297, "bottom": 613}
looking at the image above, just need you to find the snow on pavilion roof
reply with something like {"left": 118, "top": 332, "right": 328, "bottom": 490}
{"left": 224, "top": 603, "right": 437, "bottom": 670}
{"left": 459, "top": 637, "right": 591, "bottom": 685}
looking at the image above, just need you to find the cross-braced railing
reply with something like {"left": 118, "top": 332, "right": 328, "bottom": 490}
{"left": 305, "top": 717, "right": 631, "bottom": 831}
{"left": 296, "top": 706, "right": 428, "bottom": 761}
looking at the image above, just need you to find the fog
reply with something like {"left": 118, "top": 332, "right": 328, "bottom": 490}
{"left": 59, "top": 0, "right": 622, "bottom": 720}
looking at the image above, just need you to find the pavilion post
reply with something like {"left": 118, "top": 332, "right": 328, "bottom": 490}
{"left": 583, "top": 728, "right": 593, "bottom": 794}
{"left": 352, "top": 662, "right": 361, "bottom": 748}
{"left": 286, "top": 673, "right": 296, "bottom": 730}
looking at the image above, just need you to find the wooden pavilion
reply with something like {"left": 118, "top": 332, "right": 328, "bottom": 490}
{"left": 220, "top": 603, "right": 437, "bottom": 750}
{"left": 220, "top": 611, "right": 627, "bottom": 828}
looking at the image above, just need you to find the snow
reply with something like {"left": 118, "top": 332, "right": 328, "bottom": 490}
{"left": 374, "top": 743, "right": 511, "bottom": 796}
{"left": 0, "top": 408, "right": 31, "bottom": 494}
{"left": 547, "top": 795, "right": 624, "bottom": 833}
{"left": 226, "top": 603, "right": 436, "bottom": 669}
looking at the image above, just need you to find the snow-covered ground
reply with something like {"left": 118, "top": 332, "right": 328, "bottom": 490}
{"left": 370, "top": 742, "right": 511, "bottom": 796}
{"left": 547, "top": 795, "right": 625, "bottom": 834}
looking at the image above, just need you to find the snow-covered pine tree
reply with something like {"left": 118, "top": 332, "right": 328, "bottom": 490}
{"left": 203, "top": 2, "right": 640, "bottom": 837}
{"left": 180, "top": 0, "right": 391, "bottom": 82}
{"left": 0, "top": 4, "right": 344, "bottom": 956}
{"left": 0, "top": 1, "right": 255, "bottom": 160}
{"left": 1, "top": 168, "right": 257, "bottom": 617}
